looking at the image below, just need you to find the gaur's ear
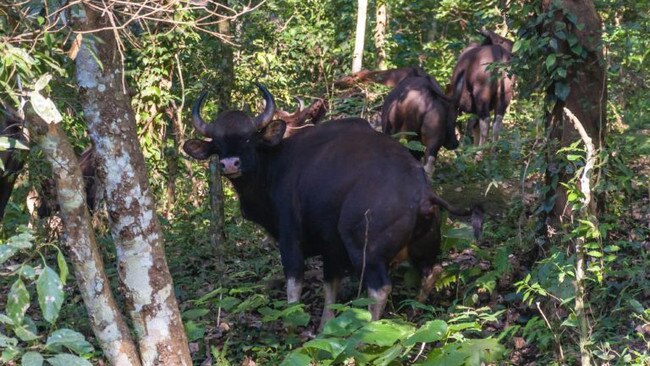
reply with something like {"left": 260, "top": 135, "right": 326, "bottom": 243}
{"left": 183, "top": 139, "right": 214, "bottom": 160}
{"left": 260, "top": 120, "right": 286, "bottom": 147}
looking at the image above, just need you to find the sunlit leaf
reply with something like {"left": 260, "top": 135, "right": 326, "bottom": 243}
{"left": 46, "top": 353, "right": 92, "bottom": 366}
{"left": 7, "top": 278, "right": 30, "bottom": 325}
{"left": 36, "top": 266, "right": 64, "bottom": 323}
{"left": 46, "top": 329, "right": 94, "bottom": 356}
{"left": 22, "top": 352, "right": 44, "bottom": 366}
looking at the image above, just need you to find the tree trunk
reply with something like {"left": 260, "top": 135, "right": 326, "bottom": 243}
{"left": 24, "top": 105, "right": 141, "bottom": 366}
{"left": 352, "top": 0, "right": 369, "bottom": 72}
{"left": 75, "top": 7, "right": 192, "bottom": 366}
{"left": 374, "top": 1, "right": 388, "bottom": 70}
{"left": 542, "top": 0, "right": 606, "bottom": 221}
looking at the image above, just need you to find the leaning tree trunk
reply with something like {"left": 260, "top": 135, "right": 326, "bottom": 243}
{"left": 352, "top": 0, "right": 369, "bottom": 72}
{"left": 542, "top": 0, "right": 606, "bottom": 221}
{"left": 25, "top": 101, "right": 141, "bottom": 366}
{"left": 374, "top": 0, "right": 388, "bottom": 70}
{"left": 74, "top": 7, "right": 192, "bottom": 366}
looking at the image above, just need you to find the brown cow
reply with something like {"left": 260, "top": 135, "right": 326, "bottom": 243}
{"left": 274, "top": 97, "right": 328, "bottom": 138}
{"left": 381, "top": 74, "right": 465, "bottom": 175}
{"left": 334, "top": 66, "right": 431, "bottom": 89}
{"left": 450, "top": 30, "right": 514, "bottom": 152}
{"left": 183, "top": 84, "right": 482, "bottom": 328}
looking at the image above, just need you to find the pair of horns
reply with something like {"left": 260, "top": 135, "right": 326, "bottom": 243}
{"left": 192, "top": 83, "right": 276, "bottom": 135}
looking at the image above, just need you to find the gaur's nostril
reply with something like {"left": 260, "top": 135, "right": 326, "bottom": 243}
{"left": 234, "top": 159, "right": 241, "bottom": 167}
{"left": 219, "top": 162, "right": 226, "bottom": 170}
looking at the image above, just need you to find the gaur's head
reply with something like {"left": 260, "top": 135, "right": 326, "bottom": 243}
{"left": 183, "top": 84, "right": 286, "bottom": 178}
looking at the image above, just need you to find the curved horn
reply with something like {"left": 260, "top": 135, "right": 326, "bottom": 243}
{"left": 253, "top": 83, "right": 275, "bottom": 129}
{"left": 293, "top": 96, "right": 305, "bottom": 112}
{"left": 192, "top": 92, "right": 210, "bottom": 136}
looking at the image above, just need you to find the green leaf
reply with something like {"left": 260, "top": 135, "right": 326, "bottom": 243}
{"left": 302, "top": 338, "right": 346, "bottom": 359}
{"left": 57, "top": 251, "right": 69, "bottom": 285}
{"left": 374, "top": 344, "right": 404, "bottom": 366}
{"left": 184, "top": 320, "right": 205, "bottom": 342}
{"left": 14, "top": 324, "right": 39, "bottom": 341}
{"left": 0, "top": 313, "right": 14, "bottom": 325}
{"left": 404, "top": 320, "right": 448, "bottom": 346}
{"left": 0, "top": 136, "right": 29, "bottom": 150}
{"left": 545, "top": 54, "right": 556, "bottom": 71}
{"left": 8, "top": 231, "right": 35, "bottom": 249}
{"left": 554, "top": 82, "right": 570, "bottom": 101}
{"left": 566, "top": 154, "right": 582, "bottom": 161}
{"left": 37, "top": 266, "right": 64, "bottom": 323}
{"left": 19, "top": 265, "right": 37, "bottom": 280}
{"left": 181, "top": 308, "right": 210, "bottom": 320}
{"left": 22, "top": 352, "right": 44, "bottom": 366}
{"left": 356, "top": 319, "right": 415, "bottom": 346}
{"left": 586, "top": 251, "right": 602, "bottom": 258}
{"left": 0, "top": 245, "right": 19, "bottom": 265}
{"left": 45, "top": 353, "right": 92, "bottom": 366}
{"left": 46, "top": 329, "right": 94, "bottom": 356}
{"left": 29, "top": 91, "right": 63, "bottom": 124}
{"left": 1, "top": 345, "right": 21, "bottom": 363}
{"left": 280, "top": 351, "right": 312, "bottom": 366}
{"left": 33, "top": 74, "right": 52, "bottom": 92}
{"left": 322, "top": 308, "right": 371, "bottom": 337}
{"left": 628, "top": 299, "right": 645, "bottom": 314}
{"left": 0, "top": 332, "right": 18, "bottom": 347}
{"left": 7, "top": 278, "right": 30, "bottom": 324}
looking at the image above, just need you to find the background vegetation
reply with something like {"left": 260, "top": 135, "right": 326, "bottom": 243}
{"left": 1, "top": 0, "right": 648, "bottom": 364}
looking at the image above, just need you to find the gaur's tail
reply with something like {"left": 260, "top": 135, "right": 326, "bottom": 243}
{"left": 429, "top": 193, "right": 484, "bottom": 240}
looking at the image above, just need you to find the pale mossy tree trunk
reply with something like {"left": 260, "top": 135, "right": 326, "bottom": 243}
{"left": 374, "top": 0, "right": 388, "bottom": 70}
{"left": 25, "top": 96, "right": 141, "bottom": 366}
{"left": 74, "top": 6, "right": 192, "bottom": 366}
{"left": 352, "top": 0, "right": 369, "bottom": 72}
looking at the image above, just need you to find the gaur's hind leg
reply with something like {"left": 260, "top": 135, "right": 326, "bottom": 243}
{"left": 491, "top": 114, "right": 504, "bottom": 154}
{"left": 320, "top": 261, "right": 343, "bottom": 330}
{"left": 364, "top": 263, "right": 392, "bottom": 320}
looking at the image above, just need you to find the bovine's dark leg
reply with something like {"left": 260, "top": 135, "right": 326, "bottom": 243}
{"left": 320, "top": 259, "right": 344, "bottom": 329}
{"left": 491, "top": 114, "right": 504, "bottom": 153}
{"left": 277, "top": 221, "right": 305, "bottom": 303}
{"left": 466, "top": 117, "right": 479, "bottom": 145}
{"left": 364, "top": 263, "right": 392, "bottom": 320}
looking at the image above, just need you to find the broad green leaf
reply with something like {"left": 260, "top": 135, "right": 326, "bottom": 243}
{"left": 29, "top": 91, "right": 63, "bottom": 124}
{"left": 628, "top": 299, "right": 645, "bottom": 314}
{"left": 545, "top": 54, "right": 556, "bottom": 71}
{"left": 280, "top": 351, "right": 312, "bottom": 366}
{"left": 7, "top": 231, "right": 35, "bottom": 249}
{"left": 0, "top": 332, "right": 18, "bottom": 347}
{"left": 0, "top": 136, "right": 29, "bottom": 150}
{"left": 356, "top": 319, "right": 415, "bottom": 346}
{"left": 46, "top": 353, "right": 92, "bottom": 366}
{"left": 184, "top": 320, "right": 205, "bottom": 342}
{"left": 37, "top": 266, "right": 64, "bottom": 323}
{"left": 586, "top": 250, "right": 603, "bottom": 258}
{"left": 0, "top": 245, "right": 19, "bottom": 264}
{"left": 373, "top": 344, "right": 404, "bottom": 366}
{"left": 322, "top": 308, "right": 371, "bottom": 337}
{"left": 554, "top": 82, "right": 570, "bottom": 101}
{"left": 7, "top": 278, "right": 30, "bottom": 324}
{"left": 33, "top": 74, "right": 52, "bottom": 92}
{"left": 181, "top": 308, "right": 210, "bottom": 320}
{"left": 56, "top": 251, "right": 69, "bottom": 285}
{"left": 0, "top": 313, "right": 14, "bottom": 325}
{"left": 14, "top": 324, "right": 39, "bottom": 341}
{"left": 46, "top": 329, "right": 94, "bottom": 356}
{"left": 302, "top": 338, "right": 346, "bottom": 359}
{"left": 19, "top": 265, "right": 37, "bottom": 280}
{"left": 404, "top": 320, "right": 448, "bottom": 346}
{"left": 22, "top": 351, "right": 44, "bottom": 366}
{"left": 1, "top": 345, "right": 21, "bottom": 362}
{"left": 459, "top": 338, "right": 504, "bottom": 364}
